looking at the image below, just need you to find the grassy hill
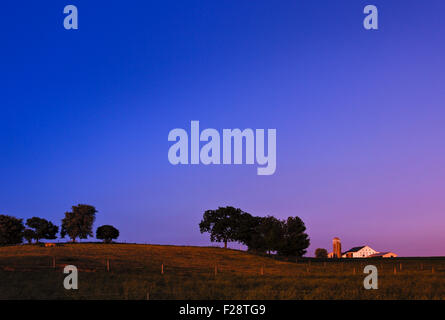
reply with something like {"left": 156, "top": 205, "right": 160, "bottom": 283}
{"left": 0, "top": 243, "right": 444, "bottom": 299}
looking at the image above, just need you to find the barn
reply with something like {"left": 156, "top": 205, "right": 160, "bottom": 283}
{"left": 342, "top": 245, "right": 378, "bottom": 258}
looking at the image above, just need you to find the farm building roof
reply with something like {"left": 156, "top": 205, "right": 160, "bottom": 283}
{"left": 343, "top": 246, "right": 366, "bottom": 253}
{"left": 369, "top": 252, "right": 393, "bottom": 257}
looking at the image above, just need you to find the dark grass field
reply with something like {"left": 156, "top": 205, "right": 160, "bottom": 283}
{"left": 0, "top": 243, "right": 444, "bottom": 299}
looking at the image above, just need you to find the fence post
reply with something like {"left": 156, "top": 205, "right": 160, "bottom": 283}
{"left": 107, "top": 259, "right": 110, "bottom": 272}
{"left": 214, "top": 265, "right": 218, "bottom": 276}
{"left": 52, "top": 257, "right": 56, "bottom": 269}
{"left": 260, "top": 266, "right": 264, "bottom": 276}
{"left": 161, "top": 263, "right": 164, "bottom": 275}
{"left": 393, "top": 265, "right": 397, "bottom": 275}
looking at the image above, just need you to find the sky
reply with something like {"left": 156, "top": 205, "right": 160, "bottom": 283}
{"left": 1, "top": 1, "right": 445, "bottom": 256}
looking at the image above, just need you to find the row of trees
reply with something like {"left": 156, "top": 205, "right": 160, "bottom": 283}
{"left": 0, "top": 204, "right": 120, "bottom": 245}
{"left": 199, "top": 206, "right": 310, "bottom": 257}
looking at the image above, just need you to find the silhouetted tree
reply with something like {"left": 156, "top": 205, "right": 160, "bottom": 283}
{"left": 249, "top": 216, "right": 284, "bottom": 254}
{"left": 242, "top": 217, "right": 268, "bottom": 253}
{"left": 276, "top": 216, "right": 310, "bottom": 257}
{"left": 315, "top": 248, "right": 328, "bottom": 259}
{"left": 96, "top": 225, "right": 119, "bottom": 243}
{"left": 23, "top": 229, "right": 36, "bottom": 244}
{"left": 199, "top": 208, "right": 311, "bottom": 257}
{"left": 0, "top": 215, "right": 24, "bottom": 245}
{"left": 234, "top": 214, "right": 262, "bottom": 250}
{"left": 61, "top": 204, "right": 97, "bottom": 242}
{"left": 26, "top": 217, "right": 58, "bottom": 243}
{"left": 199, "top": 206, "right": 245, "bottom": 248}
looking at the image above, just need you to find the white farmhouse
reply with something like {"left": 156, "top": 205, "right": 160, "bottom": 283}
{"left": 342, "top": 245, "right": 377, "bottom": 258}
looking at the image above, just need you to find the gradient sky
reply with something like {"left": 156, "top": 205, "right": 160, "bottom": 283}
{"left": 1, "top": 1, "right": 445, "bottom": 256}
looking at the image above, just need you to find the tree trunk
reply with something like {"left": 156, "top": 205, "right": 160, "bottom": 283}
{"left": 224, "top": 240, "right": 227, "bottom": 249}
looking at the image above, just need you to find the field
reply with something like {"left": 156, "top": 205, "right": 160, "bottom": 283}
{"left": 0, "top": 243, "right": 444, "bottom": 300}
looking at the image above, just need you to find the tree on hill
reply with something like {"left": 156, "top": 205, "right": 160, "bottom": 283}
{"left": 198, "top": 207, "right": 311, "bottom": 257}
{"left": 199, "top": 206, "right": 245, "bottom": 248}
{"left": 233, "top": 213, "right": 261, "bottom": 251}
{"left": 246, "top": 216, "right": 284, "bottom": 255}
{"left": 0, "top": 215, "right": 24, "bottom": 245}
{"left": 23, "top": 229, "right": 36, "bottom": 244}
{"left": 96, "top": 225, "right": 119, "bottom": 243}
{"left": 276, "top": 216, "right": 310, "bottom": 257}
{"left": 26, "top": 217, "right": 58, "bottom": 243}
{"left": 315, "top": 248, "right": 328, "bottom": 259}
{"left": 61, "top": 204, "right": 97, "bottom": 242}
{"left": 260, "top": 216, "right": 284, "bottom": 254}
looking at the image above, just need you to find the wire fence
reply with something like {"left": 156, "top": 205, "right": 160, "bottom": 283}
{"left": 0, "top": 256, "right": 443, "bottom": 275}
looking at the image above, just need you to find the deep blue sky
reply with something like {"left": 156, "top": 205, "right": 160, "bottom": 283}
{"left": 1, "top": 1, "right": 445, "bottom": 256}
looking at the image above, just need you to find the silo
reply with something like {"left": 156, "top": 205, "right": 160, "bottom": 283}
{"left": 333, "top": 237, "right": 341, "bottom": 258}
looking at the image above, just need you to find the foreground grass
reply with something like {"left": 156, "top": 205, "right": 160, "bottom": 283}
{"left": 0, "top": 243, "right": 444, "bottom": 299}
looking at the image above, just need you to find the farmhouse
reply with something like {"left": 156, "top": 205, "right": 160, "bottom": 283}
{"left": 327, "top": 237, "right": 397, "bottom": 258}
{"left": 342, "top": 245, "right": 377, "bottom": 258}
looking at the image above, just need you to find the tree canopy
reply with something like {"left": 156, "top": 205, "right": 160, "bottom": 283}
{"left": 26, "top": 217, "right": 58, "bottom": 243}
{"left": 245, "top": 216, "right": 283, "bottom": 254}
{"left": 61, "top": 204, "right": 97, "bottom": 242}
{"left": 199, "top": 206, "right": 246, "bottom": 248}
{"left": 96, "top": 225, "right": 119, "bottom": 243}
{"left": 199, "top": 207, "right": 310, "bottom": 257}
{"left": 276, "top": 216, "right": 310, "bottom": 257}
{"left": 23, "top": 229, "right": 36, "bottom": 244}
{"left": 315, "top": 248, "right": 328, "bottom": 258}
{"left": 0, "top": 215, "right": 24, "bottom": 245}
